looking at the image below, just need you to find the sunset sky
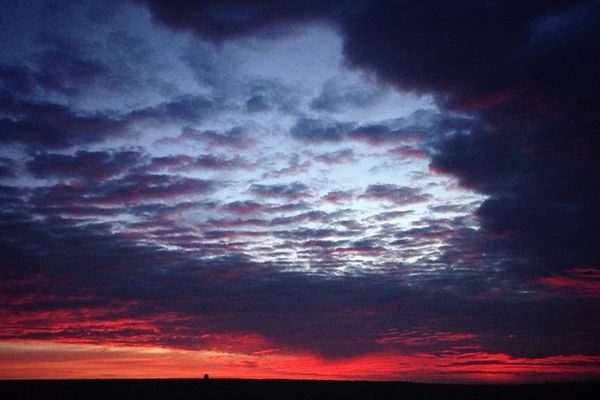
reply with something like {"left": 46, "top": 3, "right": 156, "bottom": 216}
{"left": 0, "top": 0, "right": 599, "bottom": 382}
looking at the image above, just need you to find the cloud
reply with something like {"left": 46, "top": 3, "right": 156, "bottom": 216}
{"left": 290, "top": 110, "right": 476, "bottom": 147}
{"left": 243, "top": 79, "right": 300, "bottom": 114}
{"left": 249, "top": 182, "right": 312, "bottom": 200}
{"left": 342, "top": 1, "right": 599, "bottom": 104}
{"left": 269, "top": 210, "right": 331, "bottom": 227}
{"left": 262, "top": 154, "right": 312, "bottom": 179}
{"left": 245, "top": 95, "right": 269, "bottom": 112}
{"left": 27, "top": 150, "right": 144, "bottom": 181}
{"left": 0, "top": 29, "right": 162, "bottom": 103}
{"left": 32, "top": 173, "right": 216, "bottom": 207}
{"left": 360, "top": 184, "right": 430, "bottom": 205}
{"left": 290, "top": 118, "right": 354, "bottom": 143}
{"left": 538, "top": 268, "right": 600, "bottom": 298}
{"left": 321, "top": 190, "right": 353, "bottom": 204}
{"left": 0, "top": 43, "right": 108, "bottom": 98}
{"left": 387, "top": 145, "right": 428, "bottom": 159}
{"left": 137, "top": 0, "right": 600, "bottom": 280}
{"left": 156, "top": 126, "right": 252, "bottom": 149}
{"left": 0, "top": 93, "right": 125, "bottom": 149}
{"left": 0, "top": 64, "right": 37, "bottom": 96}
{"left": 0, "top": 90, "right": 216, "bottom": 150}
{"left": 149, "top": 154, "right": 248, "bottom": 171}
{"left": 135, "top": 0, "right": 343, "bottom": 41}
{"left": 349, "top": 110, "right": 476, "bottom": 146}
{"left": 221, "top": 200, "right": 264, "bottom": 216}
{"left": 310, "top": 78, "right": 386, "bottom": 112}
{"left": 370, "top": 210, "right": 413, "bottom": 222}
{"left": 25, "top": 151, "right": 239, "bottom": 205}
{"left": 0, "top": 158, "right": 15, "bottom": 179}
{"left": 1, "top": 178, "right": 599, "bottom": 361}
{"left": 125, "top": 95, "right": 214, "bottom": 127}
{"left": 313, "top": 148, "right": 355, "bottom": 164}
{"left": 29, "top": 42, "right": 109, "bottom": 96}
{"left": 1, "top": 0, "right": 598, "bottom": 379}
{"left": 337, "top": 1, "right": 600, "bottom": 278}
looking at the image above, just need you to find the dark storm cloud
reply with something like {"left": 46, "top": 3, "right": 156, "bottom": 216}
{"left": 340, "top": 0, "right": 599, "bottom": 104}
{"left": 135, "top": 0, "right": 343, "bottom": 41}
{"left": 337, "top": 0, "right": 600, "bottom": 278}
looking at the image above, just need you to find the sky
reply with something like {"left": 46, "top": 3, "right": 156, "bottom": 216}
{"left": 0, "top": 0, "right": 599, "bottom": 382}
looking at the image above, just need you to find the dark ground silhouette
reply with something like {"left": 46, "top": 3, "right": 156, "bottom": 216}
{"left": 0, "top": 379, "right": 597, "bottom": 400}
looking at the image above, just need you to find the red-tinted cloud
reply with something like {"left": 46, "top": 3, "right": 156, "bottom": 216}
{"left": 1, "top": 340, "right": 598, "bottom": 382}
{"left": 539, "top": 268, "right": 600, "bottom": 298}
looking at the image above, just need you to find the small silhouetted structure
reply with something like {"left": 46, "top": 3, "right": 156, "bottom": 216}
{"left": 203, "top": 373, "right": 209, "bottom": 380}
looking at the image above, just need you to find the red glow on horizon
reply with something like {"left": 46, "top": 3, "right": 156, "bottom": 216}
{"left": 2, "top": 307, "right": 599, "bottom": 383}
{"left": 1, "top": 340, "right": 598, "bottom": 383}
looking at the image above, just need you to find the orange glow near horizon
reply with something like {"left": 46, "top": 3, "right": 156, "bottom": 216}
{"left": 1, "top": 340, "right": 598, "bottom": 382}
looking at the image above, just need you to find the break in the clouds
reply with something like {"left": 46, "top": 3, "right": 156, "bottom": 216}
{"left": 0, "top": 0, "right": 598, "bottom": 382}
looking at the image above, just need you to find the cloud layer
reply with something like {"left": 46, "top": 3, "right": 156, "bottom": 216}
{"left": 0, "top": 0, "right": 598, "bottom": 381}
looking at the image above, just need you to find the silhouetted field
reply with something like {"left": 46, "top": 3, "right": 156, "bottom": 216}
{"left": 1, "top": 379, "right": 597, "bottom": 400}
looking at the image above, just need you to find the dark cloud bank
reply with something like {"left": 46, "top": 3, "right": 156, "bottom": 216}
{"left": 0, "top": 0, "right": 598, "bottom": 377}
